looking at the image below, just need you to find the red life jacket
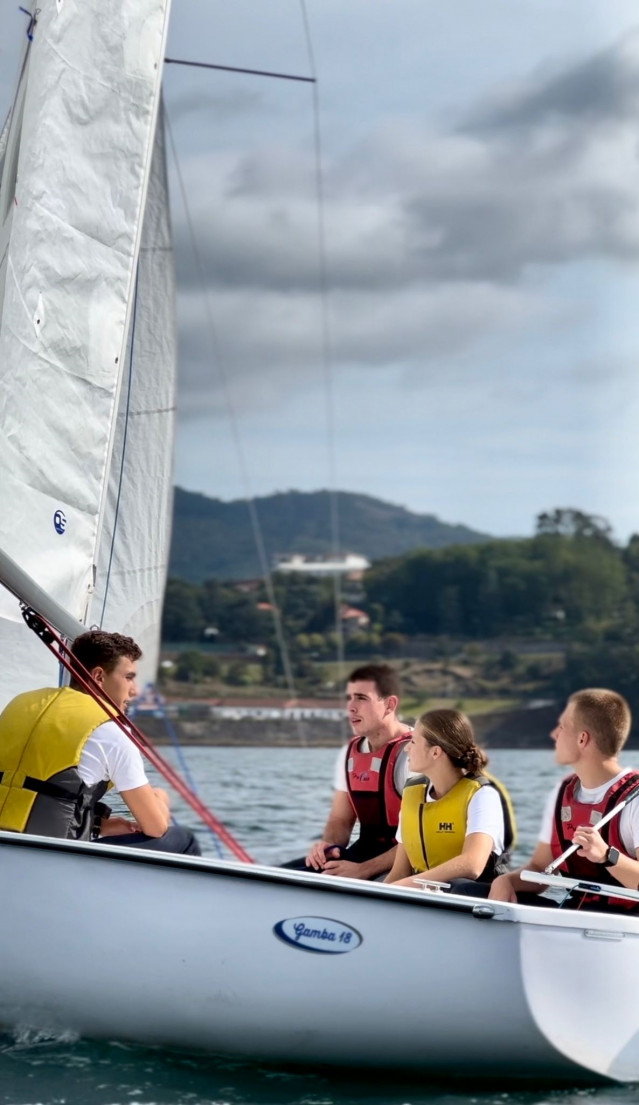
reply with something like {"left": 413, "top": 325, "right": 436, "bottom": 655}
{"left": 345, "top": 732, "right": 411, "bottom": 848}
{"left": 550, "top": 770, "right": 639, "bottom": 912}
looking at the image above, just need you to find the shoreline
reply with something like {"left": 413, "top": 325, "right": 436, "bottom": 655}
{"left": 137, "top": 702, "right": 574, "bottom": 749}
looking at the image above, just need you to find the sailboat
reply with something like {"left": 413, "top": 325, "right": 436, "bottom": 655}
{"left": 2, "top": 0, "right": 639, "bottom": 1086}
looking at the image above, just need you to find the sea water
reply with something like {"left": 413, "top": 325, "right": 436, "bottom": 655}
{"left": 1, "top": 747, "right": 635, "bottom": 1105}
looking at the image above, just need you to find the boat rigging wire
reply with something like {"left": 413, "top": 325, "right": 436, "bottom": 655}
{"left": 299, "top": 0, "right": 345, "bottom": 682}
{"left": 164, "top": 107, "right": 302, "bottom": 716}
{"left": 129, "top": 689, "right": 225, "bottom": 858}
{"left": 21, "top": 605, "right": 254, "bottom": 864}
{"left": 165, "top": 58, "right": 315, "bottom": 84}
{"left": 18, "top": 6, "right": 39, "bottom": 42}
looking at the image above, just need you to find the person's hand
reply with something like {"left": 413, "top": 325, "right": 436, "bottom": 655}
{"left": 572, "top": 825, "right": 607, "bottom": 864}
{"left": 305, "top": 841, "right": 340, "bottom": 870}
{"left": 323, "top": 859, "right": 363, "bottom": 879}
{"left": 99, "top": 816, "right": 139, "bottom": 837}
{"left": 488, "top": 874, "right": 517, "bottom": 902}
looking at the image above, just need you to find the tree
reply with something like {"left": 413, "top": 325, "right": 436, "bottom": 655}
{"left": 225, "top": 661, "right": 253, "bottom": 686}
{"left": 161, "top": 579, "right": 205, "bottom": 641}
{"left": 173, "top": 650, "right": 206, "bottom": 682}
{"left": 535, "top": 509, "right": 613, "bottom": 544}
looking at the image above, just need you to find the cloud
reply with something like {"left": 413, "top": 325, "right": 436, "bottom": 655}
{"left": 175, "top": 278, "right": 542, "bottom": 418}
{"left": 169, "top": 28, "right": 639, "bottom": 415}
{"left": 467, "top": 30, "right": 639, "bottom": 131}
{"left": 166, "top": 86, "right": 262, "bottom": 124}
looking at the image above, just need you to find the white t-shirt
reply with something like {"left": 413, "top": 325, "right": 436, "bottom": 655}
{"left": 333, "top": 738, "right": 412, "bottom": 796}
{"left": 396, "top": 782, "right": 505, "bottom": 855}
{"left": 76, "top": 721, "right": 149, "bottom": 793}
{"left": 539, "top": 769, "right": 639, "bottom": 857}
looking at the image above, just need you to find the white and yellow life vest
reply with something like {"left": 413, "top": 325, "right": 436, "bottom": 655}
{"left": 0, "top": 686, "right": 111, "bottom": 838}
{"left": 400, "top": 773, "right": 516, "bottom": 876}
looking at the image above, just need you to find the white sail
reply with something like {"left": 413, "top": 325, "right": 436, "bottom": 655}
{"left": 0, "top": 0, "right": 173, "bottom": 708}
{"left": 89, "top": 100, "right": 177, "bottom": 689}
{"left": 0, "top": 33, "right": 31, "bottom": 326}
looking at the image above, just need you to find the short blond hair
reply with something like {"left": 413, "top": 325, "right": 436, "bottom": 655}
{"left": 568, "top": 688, "right": 632, "bottom": 757}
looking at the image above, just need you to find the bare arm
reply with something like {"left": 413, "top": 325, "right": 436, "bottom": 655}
{"left": 306, "top": 789, "right": 357, "bottom": 870}
{"left": 120, "top": 784, "right": 171, "bottom": 838}
{"left": 324, "top": 844, "right": 398, "bottom": 880}
{"left": 571, "top": 826, "right": 639, "bottom": 890}
{"left": 489, "top": 841, "right": 553, "bottom": 902}
{"left": 385, "top": 843, "right": 413, "bottom": 883}
{"left": 393, "top": 832, "right": 497, "bottom": 889}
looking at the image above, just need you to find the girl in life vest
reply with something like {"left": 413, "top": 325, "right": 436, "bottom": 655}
{"left": 386, "top": 709, "right": 515, "bottom": 891}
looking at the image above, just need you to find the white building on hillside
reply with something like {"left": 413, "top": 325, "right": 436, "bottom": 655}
{"left": 274, "top": 553, "right": 370, "bottom": 577}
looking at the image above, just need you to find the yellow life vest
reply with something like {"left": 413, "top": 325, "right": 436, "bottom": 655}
{"left": 400, "top": 772, "right": 516, "bottom": 875}
{"left": 0, "top": 686, "right": 111, "bottom": 838}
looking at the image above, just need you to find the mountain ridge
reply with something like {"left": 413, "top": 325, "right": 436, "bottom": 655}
{"left": 169, "top": 487, "right": 493, "bottom": 582}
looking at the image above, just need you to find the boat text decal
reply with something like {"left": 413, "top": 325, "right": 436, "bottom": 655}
{"left": 273, "top": 916, "right": 362, "bottom": 954}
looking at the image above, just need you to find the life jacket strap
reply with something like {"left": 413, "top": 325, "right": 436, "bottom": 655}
{"left": 21, "top": 775, "right": 84, "bottom": 802}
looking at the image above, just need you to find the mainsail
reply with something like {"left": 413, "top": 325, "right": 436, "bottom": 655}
{"left": 0, "top": 0, "right": 175, "bottom": 708}
{"left": 90, "top": 100, "right": 177, "bottom": 689}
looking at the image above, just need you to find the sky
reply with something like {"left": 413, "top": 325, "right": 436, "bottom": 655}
{"left": 3, "top": 1, "right": 639, "bottom": 542}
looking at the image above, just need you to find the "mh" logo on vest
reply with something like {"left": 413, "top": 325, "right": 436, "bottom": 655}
{"left": 438, "top": 821, "right": 453, "bottom": 832}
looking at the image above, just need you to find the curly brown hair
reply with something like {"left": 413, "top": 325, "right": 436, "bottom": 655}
{"left": 70, "top": 630, "right": 142, "bottom": 684}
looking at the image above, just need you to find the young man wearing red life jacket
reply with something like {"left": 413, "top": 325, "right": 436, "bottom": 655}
{"left": 489, "top": 688, "right": 639, "bottom": 912}
{"left": 303, "top": 663, "right": 412, "bottom": 880}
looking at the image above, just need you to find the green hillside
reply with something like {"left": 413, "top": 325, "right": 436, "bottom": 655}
{"left": 169, "top": 488, "right": 492, "bottom": 582}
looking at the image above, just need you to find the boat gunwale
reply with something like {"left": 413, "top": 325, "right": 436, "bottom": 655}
{"left": 2, "top": 829, "right": 638, "bottom": 936}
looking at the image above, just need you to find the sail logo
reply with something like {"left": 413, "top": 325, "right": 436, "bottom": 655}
{"left": 273, "top": 916, "right": 362, "bottom": 954}
{"left": 53, "top": 510, "right": 67, "bottom": 535}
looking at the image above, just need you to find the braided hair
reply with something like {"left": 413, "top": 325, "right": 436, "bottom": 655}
{"left": 418, "top": 709, "right": 488, "bottom": 776}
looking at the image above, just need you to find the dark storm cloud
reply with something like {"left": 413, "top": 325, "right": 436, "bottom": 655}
{"left": 172, "top": 29, "right": 639, "bottom": 413}
{"left": 467, "top": 30, "right": 639, "bottom": 131}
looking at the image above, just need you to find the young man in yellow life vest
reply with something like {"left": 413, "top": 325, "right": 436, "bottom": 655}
{"left": 283, "top": 664, "right": 412, "bottom": 879}
{"left": 489, "top": 689, "right": 639, "bottom": 913}
{"left": 0, "top": 630, "right": 200, "bottom": 855}
{"left": 387, "top": 709, "right": 515, "bottom": 893}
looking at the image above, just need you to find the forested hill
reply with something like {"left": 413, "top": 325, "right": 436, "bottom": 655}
{"left": 169, "top": 488, "right": 491, "bottom": 582}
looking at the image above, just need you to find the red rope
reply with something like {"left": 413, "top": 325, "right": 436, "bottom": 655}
{"left": 23, "top": 609, "right": 254, "bottom": 864}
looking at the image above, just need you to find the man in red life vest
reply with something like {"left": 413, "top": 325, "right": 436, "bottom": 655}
{"left": 489, "top": 688, "right": 639, "bottom": 912}
{"left": 289, "top": 664, "right": 412, "bottom": 880}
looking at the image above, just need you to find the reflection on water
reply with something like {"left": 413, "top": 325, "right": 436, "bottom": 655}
{"left": 0, "top": 1031, "right": 632, "bottom": 1105}
{"left": 2, "top": 748, "right": 637, "bottom": 1105}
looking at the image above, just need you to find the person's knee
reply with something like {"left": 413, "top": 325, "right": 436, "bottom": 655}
{"left": 446, "top": 878, "right": 491, "bottom": 898}
{"left": 161, "top": 826, "right": 201, "bottom": 856}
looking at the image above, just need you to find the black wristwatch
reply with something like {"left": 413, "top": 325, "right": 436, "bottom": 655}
{"left": 91, "top": 802, "right": 112, "bottom": 840}
{"left": 603, "top": 846, "right": 620, "bottom": 868}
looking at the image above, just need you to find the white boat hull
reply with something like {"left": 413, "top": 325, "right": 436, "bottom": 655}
{"left": 1, "top": 830, "right": 638, "bottom": 1082}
